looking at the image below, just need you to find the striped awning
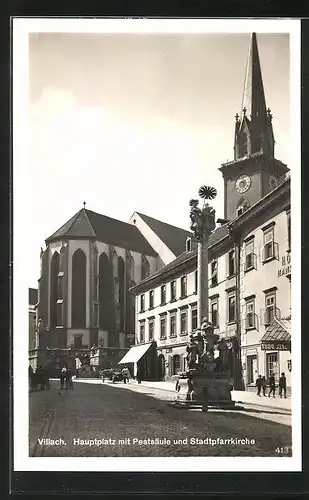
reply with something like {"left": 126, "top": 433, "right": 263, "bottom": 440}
{"left": 260, "top": 318, "right": 291, "bottom": 351}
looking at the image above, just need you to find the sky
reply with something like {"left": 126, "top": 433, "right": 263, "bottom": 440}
{"left": 26, "top": 28, "right": 290, "bottom": 288}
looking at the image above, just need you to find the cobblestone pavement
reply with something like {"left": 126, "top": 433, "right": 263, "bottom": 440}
{"left": 95, "top": 379, "right": 292, "bottom": 427}
{"left": 29, "top": 380, "right": 292, "bottom": 458}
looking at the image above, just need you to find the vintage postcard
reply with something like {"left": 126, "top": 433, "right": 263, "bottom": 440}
{"left": 13, "top": 18, "right": 301, "bottom": 472}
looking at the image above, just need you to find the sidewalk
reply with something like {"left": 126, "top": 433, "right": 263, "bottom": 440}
{"left": 71, "top": 378, "right": 291, "bottom": 412}
{"left": 127, "top": 380, "right": 292, "bottom": 412}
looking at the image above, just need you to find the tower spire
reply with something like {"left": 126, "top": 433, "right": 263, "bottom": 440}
{"left": 234, "top": 32, "right": 275, "bottom": 159}
{"left": 241, "top": 32, "right": 267, "bottom": 120}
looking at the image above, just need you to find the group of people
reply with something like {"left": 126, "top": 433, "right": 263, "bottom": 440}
{"left": 60, "top": 366, "right": 74, "bottom": 390}
{"left": 29, "top": 365, "right": 50, "bottom": 391}
{"left": 256, "top": 372, "right": 287, "bottom": 398}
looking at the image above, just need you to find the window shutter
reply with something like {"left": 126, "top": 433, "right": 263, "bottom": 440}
{"left": 168, "top": 355, "right": 173, "bottom": 377}
{"left": 274, "top": 242, "right": 279, "bottom": 260}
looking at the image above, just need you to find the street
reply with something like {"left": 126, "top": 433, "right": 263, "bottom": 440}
{"left": 29, "top": 379, "right": 292, "bottom": 457}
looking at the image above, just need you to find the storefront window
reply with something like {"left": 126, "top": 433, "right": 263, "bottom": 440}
{"left": 247, "top": 355, "right": 257, "bottom": 384}
{"left": 266, "top": 352, "right": 279, "bottom": 380}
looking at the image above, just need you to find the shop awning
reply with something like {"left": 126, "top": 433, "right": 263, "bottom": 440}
{"left": 260, "top": 318, "right": 291, "bottom": 351}
{"left": 118, "top": 343, "right": 152, "bottom": 364}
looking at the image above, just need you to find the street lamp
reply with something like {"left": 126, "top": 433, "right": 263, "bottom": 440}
{"left": 189, "top": 185, "right": 217, "bottom": 326}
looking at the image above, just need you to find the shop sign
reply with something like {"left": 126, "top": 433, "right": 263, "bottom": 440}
{"left": 278, "top": 253, "right": 291, "bottom": 278}
{"left": 261, "top": 341, "right": 291, "bottom": 351}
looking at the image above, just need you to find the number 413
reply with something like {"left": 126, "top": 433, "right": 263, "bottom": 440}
{"left": 275, "top": 447, "right": 291, "bottom": 455}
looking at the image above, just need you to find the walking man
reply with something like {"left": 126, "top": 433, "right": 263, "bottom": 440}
{"left": 262, "top": 376, "right": 267, "bottom": 396}
{"left": 255, "top": 375, "right": 262, "bottom": 396}
{"left": 268, "top": 373, "right": 276, "bottom": 398}
{"left": 279, "top": 372, "right": 287, "bottom": 398}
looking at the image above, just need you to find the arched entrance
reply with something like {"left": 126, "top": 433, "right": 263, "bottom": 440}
{"left": 157, "top": 354, "right": 165, "bottom": 380}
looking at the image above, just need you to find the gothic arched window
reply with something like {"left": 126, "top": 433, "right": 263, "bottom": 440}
{"left": 118, "top": 257, "right": 125, "bottom": 331}
{"left": 71, "top": 249, "right": 86, "bottom": 328}
{"left": 99, "top": 252, "right": 116, "bottom": 332}
{"left": 50, "top": 252, "right": 59, "bottom": 327}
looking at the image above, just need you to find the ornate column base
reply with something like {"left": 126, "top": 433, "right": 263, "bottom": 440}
{"left": 174, "top": 370, "right": 235, "bottom": 411}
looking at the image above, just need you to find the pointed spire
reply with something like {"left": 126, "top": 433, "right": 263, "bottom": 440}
{"left": 241, "top": 33, "right": 267, "bottom": 120}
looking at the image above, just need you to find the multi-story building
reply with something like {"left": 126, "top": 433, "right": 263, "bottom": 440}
{"left": 129, "top": 33, "right": 291, "bottom": 389}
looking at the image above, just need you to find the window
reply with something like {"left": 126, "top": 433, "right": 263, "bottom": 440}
{"left": 186, "top": 237, "right": 192, "bottom": 252}
{"left": 58, "top": 272, "right": 64, "bottom": 299}
{"left": 170, "top": 312, "right": 177, "bottom": 337}
{"left": 286, "top": 208, "right": 291, "bottom": 251}
{"left": 56, "top": 299, "right": 63, "bottom": 327}
{"left": 180, "top": 276, "right": 187, "bottom": 298}
{"left": 140, "top": 294, "right": 145, "bottom": 312}
{"left": 148, "top": 319, "right": 154, "bottom": 341}
{"left": 210, "top": 299, "right": 219, "bottom": 327}
{"left": 93, "top": 302, "right": 99, "bottom": 327}
{"left": 228, "top": 292, "right": 236, "bottom": 323}
{"left": 172, "top": 355, "right": 181, "bottom": 375}
{"left": 191, "top": 307, "right": 198, "bottom": 331}
{"left": 245, "top": 239, "right": 255, "bottom": 271}
{"left": 74, "top": 335, "right": 82, "bottom": 348}
{"left": 266, "top": 352, "right": 279, "bottom": 380}
{"left": 228, "top": 250, "right": 235, "bottom": 277}
{"left": 247, "top": 355, "right": 257, "bottom": 384}
{"left": 194, "top": 270, "right": 198, "bottom": 294}
{"left": 210, "top": 260, "right": 218, "bottom": 286}
{"left": 161, "top": 285, "right": 166, "bottom": 305}
{"left": 140, "top": 322, "right": 145, "bottom": 343}
{"left": 245, "top": 299, "right": 255, "bottom": 329}
{"left": 237, "top": 206, "right": 244, "bottom": 217}
{"left": 160, "top": 315, "right": 167, "bottom": 339}
{"left": 149, "top": 290, "right": 154, "bottom": 309}
{"left": 263, "top": 226, "right": 275, "bottom": 261}
{"left": 180, "top": 310, "right": 188, "bottom": 335}
{"left": 265, "top": 292, "right": 276, "bottom": 325}
{"left": 170, "top": 280, "right": 176, "bottom": 301}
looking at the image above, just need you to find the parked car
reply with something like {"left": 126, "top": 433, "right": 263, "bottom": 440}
{"left": 100, "top": 369, "right": 124, "bottom": 383}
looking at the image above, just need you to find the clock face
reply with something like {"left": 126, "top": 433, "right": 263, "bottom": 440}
{"left": 235, "top": 175, "right": 251, "bottom": 194}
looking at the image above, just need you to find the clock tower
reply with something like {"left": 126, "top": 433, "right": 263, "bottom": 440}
{"left": 219, "top": 33, "right": 289, "bottom": 221}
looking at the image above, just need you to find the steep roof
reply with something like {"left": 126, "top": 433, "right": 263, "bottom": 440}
{"left": 136, "top": 212, "right": 193, "bottom": 256}
{"left": 131, "top": 223, "right": 229, "bottom": 291}
{"left": 46, "top": 209, "right": 157, "bottom": 257}
{"left": 29, "top": 288, "right": 38, "bottom": 306}
{"left": 241, "top": 32, "right": 267, "bottom": 121}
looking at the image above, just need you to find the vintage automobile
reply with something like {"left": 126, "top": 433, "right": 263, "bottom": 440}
{"left": 99, "top": 369, "right": 124, "bottom": 383}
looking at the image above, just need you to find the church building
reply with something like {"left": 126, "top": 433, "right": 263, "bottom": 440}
{"left": 30, "top": 207, "right": 192, "bottom": 372}
{"left": 129, "top": 33, "right": 291, "bottom": 390}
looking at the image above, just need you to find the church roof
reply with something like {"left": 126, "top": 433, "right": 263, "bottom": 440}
{"left": 45, "top": 208, "right": 157, "bottom": 257}
{"left": 135, "top": 212, "right": 193, "bottom": 257}
{"left": 130, "top": 223, "right": 229, "bottom": 292}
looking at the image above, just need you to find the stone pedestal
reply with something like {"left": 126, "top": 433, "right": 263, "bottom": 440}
{"left": 175, "top": 370, "right": 235, "bottom": 410}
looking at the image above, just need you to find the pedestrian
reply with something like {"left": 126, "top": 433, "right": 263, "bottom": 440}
{"left": 66, "top": 367, "right": 73, "bottom": 390}
{"left": 60, "top": 366, "right": 67, "bottom": 390}
{"left": 262, "top": 376, "right": 267, "bottom": 396}
{"left": 43, "top": 365, "right": 50, "bottom": 390}
{"left": 136, "top": 366, "right": 142, "bottom": 384}
{"left": 268, "top": 373, "right": 276, "bottom": 398}
{"left": 121, "top": 366, "right": 128, "bottom": 384}
{"left": 255, "top": 375, "right": 262, "bottom": 396}
{"left": 279, "top": 372, "right": 287, "bottom": 398}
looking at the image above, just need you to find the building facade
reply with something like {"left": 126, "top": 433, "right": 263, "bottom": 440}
{"left": 29, "top": 288, "right": 38, "bottom": 350}
{"left": 31, "top": 208, "right": 192, "bottom": 371}
{"left": 130, "top": 33, "right": 291, "bottom": 389}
